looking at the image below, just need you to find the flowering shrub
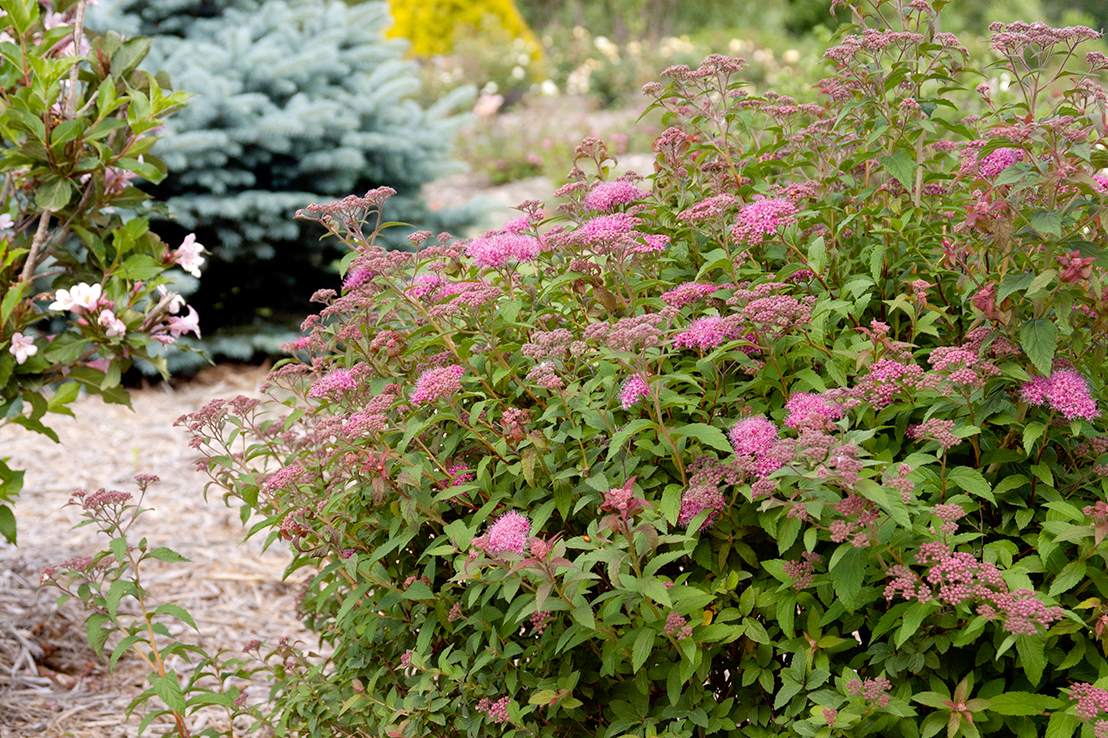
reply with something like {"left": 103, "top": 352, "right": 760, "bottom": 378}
{"left": 181, "top": 1, "right": 1108, "bottom": 735}
{"left": 0, "top": 0, "right": 195, "bottom": 542}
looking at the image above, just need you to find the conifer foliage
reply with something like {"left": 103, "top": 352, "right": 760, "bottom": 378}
{"left": 89, "top": 0, "right": 475, "bottom": 356}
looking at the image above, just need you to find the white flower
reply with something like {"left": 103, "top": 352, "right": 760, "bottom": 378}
{"left": 167, "top": 305, "right": 201, "bottom": 339}
{"left": 9, "top": 332, "right": 36, "bottom": 364}
{"left": 0, "top": 214, "right": 13, "bottom": 233}
{"left": 173, "top": 233, "right": 206, "bottom": 278}
{"left": 98, "top": 309, "right": 126, "bottom": 338}
{"left": 50, "top": 283, "right": 102, "bottom": 312}
{"left": 156, "top": 285, "right": 185, "bottom": 314}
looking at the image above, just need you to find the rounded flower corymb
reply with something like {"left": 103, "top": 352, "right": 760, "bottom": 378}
{"left": 410, "top": 365, "right": 465, "bottom": 405}
{"left": 473, "top": 511, "right": 531, "bottom": 556}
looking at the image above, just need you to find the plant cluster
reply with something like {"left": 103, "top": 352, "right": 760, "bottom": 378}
{"left": 0, "top": 0, "right": 194, "bottom": 542}
{"left": 53, "top": 0, "right": 1108, "bottom": 735}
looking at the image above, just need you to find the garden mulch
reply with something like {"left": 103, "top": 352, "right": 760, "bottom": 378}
{"left": 0, "top": 365, "right": 314, "bottom": 738}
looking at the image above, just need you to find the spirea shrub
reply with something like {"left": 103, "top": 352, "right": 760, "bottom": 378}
{"left": 182, "top": 1, "right": 1108, "bottom": 735}
{"left": 0, "top": 0, "right": 194, "bottom": 542}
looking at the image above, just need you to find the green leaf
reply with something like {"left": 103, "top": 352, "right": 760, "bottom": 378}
{"left": 1048, "top": 560, "right": 1086, "bottom": 597}
{"left": 1045, "top": 708, "right": 1080, "bottom": 738}
{"left": 632, "top": 628, "right": 655, "bottom": 671}
{"left": 1, "top": 280, "right": 26, "bottom": 325}
{"left": 111, "top": 36, "right": 152, "bottom": 78}
{"left": 986, "top": 692, "right": 1063, "bottom": 715}
{"left": 86, "top": 613, "right": 112, "bottom": 658}
{"left": 109, "top": 536, "right": 127, "bottom": 563}
{"left": 673, "top": 423, "right": 732, "bottom": 454}
{"left": 828, "top": 544, "right": 865, "bottom": 611}
{"left": 35, "top": 177, "right": 72, "bottom": 211}
{"left": 47, "top": 381, "right": 80, "bottom": 411}
{"left": 807, "top": 236, "right": 826, "bottom": 274}
{"left": 1029, "top": 210, "right": 1063, "bottom": 239}
{"left": 571, "top": 605, "right": 596, "bottom": 630}
{"left": 997, "top": 273, "right": 1034, "bottom": 303}
{"left": 895, "top": 601, "right": 933, "bottom": 647}
{"left": 109, "top": 634, "right": 143, "bottom": 673}
{"left": 879, "top": 149, "right": 916, "bottom": 191}
{"left": 945, "top": 466, "right": 995, "bottom": 504}
{"left": 146, "top": 547, "right": 190, "bottom": 563}
{"left": 0, "top": 504, "right": 14, "bottom": 544}
{"left": 1019, "top": 318, "right": 1056, "bottom": 376}
{"left": 1022, "top": 422, "right": 1046, "bottom": 455}
{"left": 153, "top": 603, "right": 199, "bottom": 632}
{"left": 152, "top": 673, "right": 187, "bottom": 713}
{"left": 1015, "top": 635, "right": 1046, "bottom": 685}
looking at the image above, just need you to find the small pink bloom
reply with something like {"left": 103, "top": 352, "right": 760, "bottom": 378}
{"left": 98, "top": 309, "right": 126, "bottom": 338}
{"left": 9, "top": 332, "right": 36, "bottom": 364}
{"left": 583, "top": 180, "right": 645, "bottom": 211}
{"left": 619, "top": 375, "right": 650, "bottom": 409}
{"left": 783, "top": 392, "right": 841, "bottom": 429}
{"left": 410, "top": 365, "right": 465, "bottom": 404}
{"left": 173, "top": 233, "right": 206, "bottom": 278}
{"left": 477, "top": 511, "right": 531, "bottom": 555}
{"left": 166, "top": 305, "right": 201, "bottom": 338}
{"left": 729, "top": 416, "right": 779, "bottom": 457}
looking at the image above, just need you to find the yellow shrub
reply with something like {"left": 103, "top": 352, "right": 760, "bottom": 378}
{"left": 387, "top": 0, "right": 539, "bottom": 58}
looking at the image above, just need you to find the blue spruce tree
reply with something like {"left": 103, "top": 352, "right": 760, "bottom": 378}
{"left": 89, "top": 0, "right": 475, "bottom": 362}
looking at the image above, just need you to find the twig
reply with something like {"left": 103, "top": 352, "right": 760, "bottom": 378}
{"left": 64, "top": 0, "right": 87, "bottom": 119}
{"left": 19, "top": 209, "right": 52, "bottom": 283}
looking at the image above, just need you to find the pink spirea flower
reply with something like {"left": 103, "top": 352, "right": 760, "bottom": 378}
{"left": 466, "top": 233, "right": 541, "bottom": 268}
{"left": 581, "top": 213, "right": 638, "bottom": 241}
{"left": 663, "top": 611, "right": 693, "bottom": 639}
{"left": 634, "top": 233, "right": 670, "bottom": 253}
{"left": 477, "top": 696, "right": 512, "bottom": 724}
{"left": 730, "top": 197, "right": 797, "bottom": 246}
{"left": 410, "top": 365, "right": 465, "bottom": 404}
{"left": 677, "top": 484, "right": 724, "bottom": 529}
{"left": 661, "top": 282, "right": 720, "bottom": 308}
{"left": 583, "top": 180, "right": 645, "bottom": 211}
{"left": 784, "top": 393, "right": 842, "bottom": 429}
{"left": 729, "top": 416, "right": 779, "bottom": 457}
{"left": 619, "top": 375, "right": 650, "bottom": 409}
{"left": 1021, "top": 369, "right": 1099, "bottom": 420}
{"left": 480, "top": 511, "right": 531, "bottom": 555}
{"left": 673, "top": 316, "right": 738, "bottom": 351}
{"left": 1094, "top": 175, "right": 1108, "bottom": 194}
{"left": 1071, "top": 683, "right": 1108, "bottom": 720}
{"left": 978, "top": 147, "right": 1023, "bottom": 179}
{"left": 308, "top": 367, "right": 358, "bottom": 399}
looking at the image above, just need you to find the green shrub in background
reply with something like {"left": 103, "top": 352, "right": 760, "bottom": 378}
{"left": 87, "top": 0, "right": 478, "bottom": 370}
{"left": 56, "top": 0, "right": 1108, "bottom": 735}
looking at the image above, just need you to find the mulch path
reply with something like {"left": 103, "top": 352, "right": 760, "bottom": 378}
{"left": 0, "top": 365, "right": 314, "bottom": 737}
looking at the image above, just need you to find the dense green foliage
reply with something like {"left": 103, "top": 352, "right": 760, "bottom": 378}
{"left": 177, "top": 0, "right": 1108, "bottom": 735}
{"left": 88, "top": 0, "right": 477, "bottom": 365}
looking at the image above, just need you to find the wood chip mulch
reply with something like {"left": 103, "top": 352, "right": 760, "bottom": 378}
{"left": 0, "top": 365, "right": 315, "bottom": 737}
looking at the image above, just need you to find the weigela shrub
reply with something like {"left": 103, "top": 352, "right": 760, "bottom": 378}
{"left": 0, "top": 0, "right": 195, "bottom": 542}
{"left": 186, "top": 1, "right": 1108, "bottom": 735}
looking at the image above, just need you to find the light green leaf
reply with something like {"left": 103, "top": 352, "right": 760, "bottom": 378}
{"left": 1022, "top": 422, "right": 1046, "bottom": 456}
{"left": 632, "top": 628, "right": 655, "bottom": 671}
{"left": 152, "top": 673, "right": 187, "bottom": 713}
{"left": 674, "top": 423, "right": 732, "bottom": 454}
{"left": 987, "top": 692, "right": 1063, "bottom": 716}
{"left": 35, "top": 177, "right": 72, "bottom": 211}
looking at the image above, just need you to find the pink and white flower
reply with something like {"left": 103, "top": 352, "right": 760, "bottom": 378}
{"left": 98, "top": 309, "right": 126, "bottom": 338}
{"left": 166, "top": 305, "right": 201, "bottom": 338}
{"left": 173, "top": 234, "right": 206, "bottom": 278}
{"left": 49, "top": 282, "right": 102, "bottom": 312}
{"left": 9, "top": 332, "right": 36, "bottom": 364}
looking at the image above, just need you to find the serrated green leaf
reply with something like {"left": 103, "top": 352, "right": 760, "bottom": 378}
{"left": 1029, "top": 210, "right": 1063, "bottom": 239}
{"left": 1049, "top": 560, "right": 1086, "bottom": 597}
{"left": 946, "top": 466, "right": 995, "bottom": 504}
{"left": 879, "top": 149, "right": 916, "bottom": 191}
{"left": 987, "top": 691, "right": 1063, "bottom": 715}
{"left": 152, "top": 673, "right": 187, "bottom": 713}
{"left": 153, "top": 603, "right": 199, "bottom": 632}
{"left": 674, "top": 423, "right": 732, "bottom": 454}
{"left": 632, "top": 628, "right": 655, "bottom": 671}
{"left": 1019, "top": 319, "right": 1056, "bottom": 376}
{"left": 1015, "top": 634, "right": 1046, "bottom": 685}
{"left": 35, "top": 177, "right": 72, "bottom": 211}
{"left": 1022, "top": 422, "right": 1046, "bottom": 455}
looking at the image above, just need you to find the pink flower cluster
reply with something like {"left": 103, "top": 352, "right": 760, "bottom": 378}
{"left": 673, "top": 316, "right": 740, "bottom": 351}
{"left": 783, "top": 552, "right": 820, "bottom": 590}
{"left": 978, "top": 147, "right": 1024, "bottom": 179}
{"left": 466, "top": 233, "right": 542, "bottom": 268}
{"left": 583, "top": 180, "right": 645, "bottom": 211}
{"left": 1071, "top": 683, "right": 1108, "bottom": 720}
{"left": 477, "top": 696, "right": 511, "bottom": 724}
{"left": 729, "top": 416, "right": 782, "bottom": 478}
{"left": 846, "top": 677, "right": 892, "bottom": 708}
{"left": 308, "top": 367, "right": 360, "bottom": 399}
{"left": 1021, "top": 369, "right": 1099, "bottom": 420}
{"left": 473, "top": 511, "right": 531, "bottom": 556}
{"left": 410, "top": 365, "right": 465, "bottom": 405}
{"left": 619, "top": 375, "right": 650, "bottom": 409}
{"left": 729, "top": 197, "right": 797, "bottom": 246}
{"left": 661, "top": 282, "right": 721, "bottom": 308}
{"left": 664, "top": 611, "right": 693, "bottom": 640}
{"left": 783, "top": 393, "right": 842, "bottom": 430}
{"left": 677, "top": 484, "right": 724, "bottom": 530}
{"left": 906, "top": 418, "right": 960, "bottom": 451}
